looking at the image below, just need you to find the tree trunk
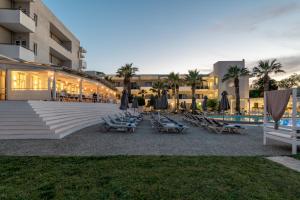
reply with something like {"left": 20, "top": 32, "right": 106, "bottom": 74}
{"left": 234, "top": 78, "right": 241, "bottom": 115}
{"left": 264, "top": 75, "right": 270, "bottom": 91}
{"left": 192, "top": 84, "right": 196, "bottom": 113}
{"left": 176, "top": 85, "right": 179, "bottom": 111}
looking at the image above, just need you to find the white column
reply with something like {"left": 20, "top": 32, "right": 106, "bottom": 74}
{"left": 96, "top": 86, "right": 99, "bottom": 102}
{"left": 292, "top": 88, "right": 297, "bottom": 131}
{"left": 79, "top": 79, "right": 83, "bottom": 101}
{"left": 52, "top": 73, "right": 56, "bottom": 101}
{"left": 263, "top": 91, "right": 267, "bottom": 126}
{"left": 263, "top": 91, "right": 267, "bottom": 145}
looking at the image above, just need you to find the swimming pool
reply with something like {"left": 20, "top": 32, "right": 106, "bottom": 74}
{"left": 207, "top": 115, "right": 300, "bottom": 126}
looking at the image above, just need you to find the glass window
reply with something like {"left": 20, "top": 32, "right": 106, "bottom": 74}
{"left": 12, "top": 72, "right": 26, "bottom": 89}
{"left": 11, "top": 71, "right": 48, "bottom": 90}
{"left": 31, "top": 75, "right": 42, "bottom": 90}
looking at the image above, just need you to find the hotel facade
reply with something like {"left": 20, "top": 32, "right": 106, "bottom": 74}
{"left": 0, "top": 0, "right": 116, "bottom": 102}
{"left": 98, "top": 60, "right": 251, "bottom": 113}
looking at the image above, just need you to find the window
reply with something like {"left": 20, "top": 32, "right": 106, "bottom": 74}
{"left": 12, "top": 72, "right": 26, "bottom": 90}
{"left": 34, "top": 14, "right": 38, "bottom": 26}
{"left": 31, "top": 75, "right": 42, "bottom": 90}
{"left": 15, "top": 40, "right": 20, "bottom": 46}
{"left": 11, "top": 71, "right": 48, "bottom": 90}
{"left": 33, "top": 43, "right": 38, "bottom": 56}
{"left": 144, "top": 82, "right": 152, "bottom": 87}
{"left": 21, "top": 40, "right": 26, "bottom": 47}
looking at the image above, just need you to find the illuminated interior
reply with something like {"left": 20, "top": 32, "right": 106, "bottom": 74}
{"left": 11, "top": 71, "right": 49, "bottom": 90}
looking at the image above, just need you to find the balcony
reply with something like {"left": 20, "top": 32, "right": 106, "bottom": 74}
{"left": 0, "top": 9, "right": 35, "bottom": 33}
{"left": 79, "top": 60, "right": 87, "bottom": 69}
{"left": 0, "top": 44, "right": 35, "bottom": 62}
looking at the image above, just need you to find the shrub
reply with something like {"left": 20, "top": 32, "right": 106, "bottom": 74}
{"left": 206, "top": 99, "right": 218, "bottom": 111}
{"left": 137, "top": 96, "right": 145, "bottom": 106}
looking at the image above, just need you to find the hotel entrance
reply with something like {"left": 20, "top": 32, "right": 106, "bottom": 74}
{"left": 0, "top": 70, "right": 6, "bottom": 100}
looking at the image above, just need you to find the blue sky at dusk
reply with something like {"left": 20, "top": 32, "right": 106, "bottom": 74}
{"left": 43, "top": 0, "right": 300, "bottom": 77}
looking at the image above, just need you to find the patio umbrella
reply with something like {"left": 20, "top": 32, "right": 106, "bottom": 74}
{"left": 132, "top": 96, "right": 139, "bottom": 112}
{"left": 202, "top": 96, "right": 208, "bottom": 112}
{"left": 183, "top": 101, "right": 187, "bottom": 110}
{"left": 160, "top": 89, "right": 169, "bottom": 110}
{"left": 120, "top": 90, "right": 129, "bottom": 110}
{"left": 220, "top": 91, "right": 230, "bottom": 121}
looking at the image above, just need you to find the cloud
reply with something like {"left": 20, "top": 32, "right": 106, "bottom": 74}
{"left": 247, "top": 54, "right": 300, "bottom": 80}
{"left": 211, "top": 2, "right": 300, "bottom": 32}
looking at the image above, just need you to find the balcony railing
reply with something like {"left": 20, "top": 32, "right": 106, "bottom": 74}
{"left": 0, "top": 9, "right": 35, "bottom": 32}
{"left": 0, "top": 43, "right": 35, "bottom": 62}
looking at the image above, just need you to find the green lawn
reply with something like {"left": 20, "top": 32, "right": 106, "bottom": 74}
{"left": 0, "top": 156, "right": 300, "bottom": 200}
{"left": 293, "top": 154, "right": 300, "bottom": 160}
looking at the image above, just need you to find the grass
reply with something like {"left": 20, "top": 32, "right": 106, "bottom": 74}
{"left": 0, "top": 156, "right": 300, "bottom": 200}
{"left": 293, "top": 154, "right": 300, "bottom": 160}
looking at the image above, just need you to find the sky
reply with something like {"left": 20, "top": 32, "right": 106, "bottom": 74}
{"left": 43, "top": 0, "right": 300, "bottom": 78}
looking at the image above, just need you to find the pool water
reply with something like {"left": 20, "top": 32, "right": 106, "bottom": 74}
{"left": 208, "top": 115, "right": 300, "bottom": 126}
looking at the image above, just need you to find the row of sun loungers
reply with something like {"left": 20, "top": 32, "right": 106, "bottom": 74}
{"left": 150, "top": 113, "right": 189, "bottom": 133}
{"left": 183, "top": 113, "right": 244, "bottom": 134}
{"left": 102, "top": 111, "right": 143, "bottom": 133}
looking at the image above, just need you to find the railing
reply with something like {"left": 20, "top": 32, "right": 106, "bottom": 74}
{"left": 0, "top": 43, "right": 34, "bottom": 53}
{"left": 50, "top": 37, "right": 72, "bottom": 53}
{"left": 0, "top": 8, "right": 35, "bottom": 20}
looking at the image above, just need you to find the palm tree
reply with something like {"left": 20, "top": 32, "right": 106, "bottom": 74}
{"left": 116, "top": 63, "right": 138, "bottom": 97}
{"left": 150, "top": 81, "right": 164, "bottom": 97}
{"left": 252, "top": 59, "right": 285, "bottom": 91}
{"left": 168, "top": 72, "right": 180, "bottom": 110}
{"left": 222, "top": 65, "right": 250, "bottom": 114}
{"left": 185, "top": 69, "right": 201, "bottom": 113}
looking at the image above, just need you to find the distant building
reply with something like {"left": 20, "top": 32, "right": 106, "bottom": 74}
{"left": 105, "top": 60, "right": 250, "bottom": 111}
{"left": 0, "top": 0, "right": 87, "bottom": 71}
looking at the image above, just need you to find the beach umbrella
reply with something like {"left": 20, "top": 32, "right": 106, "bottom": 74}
{"left": 119, "top": 90, "right": 129, "bottom": 110}
{"left": 160, "top": 89, "right": 169, "bottom": 110}
{"left": 202, "top": 96, "right": 208, "bottom": 112}
{"left": 220, "top": 91, "right": 230, "bottom": 121}
{"left": 132, "top": 96, "right": 138, "bottom": 112}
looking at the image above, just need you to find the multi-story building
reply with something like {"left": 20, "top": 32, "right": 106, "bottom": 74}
{"left": 106, "top": 60, "right": 250, "bottom": 111}
{"left": 0, "top": 0, "right": 87, "bottom": 71}
{"left": 0, "top": 0, "right": 117, "bottom": 102}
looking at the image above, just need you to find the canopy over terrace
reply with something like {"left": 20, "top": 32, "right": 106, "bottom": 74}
{"left": 0, "top": 60, "right": 117, "bottom": 102}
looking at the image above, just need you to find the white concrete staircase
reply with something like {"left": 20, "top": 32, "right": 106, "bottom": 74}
{"left": 0, "top": 101, "right": 120, "bottom": 139}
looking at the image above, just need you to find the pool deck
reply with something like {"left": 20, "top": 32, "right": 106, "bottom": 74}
{"left": 0, "top": 115, "right": 294, "bottom": 156}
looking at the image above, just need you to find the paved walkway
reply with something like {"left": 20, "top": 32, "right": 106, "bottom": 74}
{"left": 267, "top": 156, "right": 300, "bottom": 172}
{"left": 0, "top": 117, "right": 294, "bottom": 156}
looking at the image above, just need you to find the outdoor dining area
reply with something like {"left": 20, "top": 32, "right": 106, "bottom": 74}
{"left": 53, "top": 72, "right": 117, "bottom": 103}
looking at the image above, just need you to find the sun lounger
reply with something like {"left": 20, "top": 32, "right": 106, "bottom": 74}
{"left": 151, "top": 114, "right": 188, "bottom": 133}
{"left": 207, "top": 118, "right": 244, "bottom": 134}
{"left": 102, "top": 117, "right": 136, "bottom": 133}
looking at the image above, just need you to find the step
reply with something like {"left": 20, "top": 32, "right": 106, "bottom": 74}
{"left": 49, "top": 115, "right": 103, "bottom": 130}
{"left": 55, "top": 119, "right": 103, "bottom": 138}
{"left": 0, "top": 121, "right": 47, "bottom": 126}
{"left": 40, "top": 111, "right": 119, "bottom": 122}
{"left": 0, "top": 125, "right": 48, "bottom": 130}
{"left": 0, "top": 129, "right": 55, "bottom": 135}
{"left": 0, "top": 118, "right": 45, "bottom": 122}
{"left": 0, "top": 133, "right": 59, "bottom": 139}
